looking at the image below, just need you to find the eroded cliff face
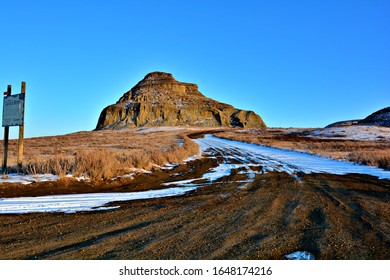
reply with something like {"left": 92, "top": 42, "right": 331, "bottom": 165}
{"left": 96, "top": 72, "right": 266, "bottom": 129}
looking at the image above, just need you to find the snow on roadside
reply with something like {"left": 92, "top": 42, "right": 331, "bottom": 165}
{"left": 0, "top": 174, "right": 60, "bottom": 185}
{"left": 196, "top": 135, "right": 390, "bottom": 180}
{"left": 160, "top": 163, "right": 179, "bottom": 170}
{"left": 162, "top": 163, "right": 240, "bottom": 186}
{"left": 0, "top": 167, "right": 155, "bottom": 185}
{"left": 0, "top": 186, "right": 197, "bottom": 214}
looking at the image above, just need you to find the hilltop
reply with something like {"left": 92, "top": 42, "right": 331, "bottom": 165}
{"left": 96, "top": 72, "right": 266, "bottom": 130}
{"left": 327, "top": 106, "right": 390, "bottom": 127}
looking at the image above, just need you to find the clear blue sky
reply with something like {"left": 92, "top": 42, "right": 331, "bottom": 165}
{"left": 1, "top": 0, "right": 389, "bottom": 138}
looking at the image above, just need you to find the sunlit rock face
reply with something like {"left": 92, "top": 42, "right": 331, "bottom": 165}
{"left": 96, "top": 72, "right": 266, "bottom": 130}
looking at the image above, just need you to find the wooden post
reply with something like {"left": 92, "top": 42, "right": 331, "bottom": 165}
{"left": 2, "top": 85, "right": 11, "bottom": 174}
{"left": 17, "top": 82, "right": 26, "bottom": 170}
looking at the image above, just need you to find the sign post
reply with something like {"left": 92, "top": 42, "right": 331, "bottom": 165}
{"left": 2, "top": 82, "right": 26, "bottom": 174}
{"left": 2, "top": 85, "right": 11, "bottom": 174}
{"left": 17, "top": 82, "right": 26, "bottom": 169}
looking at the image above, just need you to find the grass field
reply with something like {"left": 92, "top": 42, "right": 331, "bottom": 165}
{"left": 1, "top": 126, "right": 388, "bottom": 182}
{"left": 0, "top": 128, "right": 199, "bottom": 180}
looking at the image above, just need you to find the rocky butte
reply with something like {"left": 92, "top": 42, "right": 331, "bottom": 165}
{"left": 96, "top": 72, "right": 266, "bottom": 129}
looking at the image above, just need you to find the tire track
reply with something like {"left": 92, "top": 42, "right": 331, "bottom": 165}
{"left": 312, "top": 179, "right": 390, "bottom": 241}
{"left": 25, "top": 219, "right": 158, "bottom": 259}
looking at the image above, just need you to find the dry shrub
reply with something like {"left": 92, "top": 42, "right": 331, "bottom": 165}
{"left": 348, "top": 150, "right": 390, "bottom": 170}
{"left": 1, "top": 127, "right": 202, "bottom": 180}
{"left": 150, "top": 150, "right": 167, "bottom": 166}
{"left": 24, "top": 155, "right": 73, "bottom": 176}
{"left": 73, "top": 150, "right": 121, "bottom": 180}
{"left": 121, "top": 133, "right": 199, "bottom": 169}
{"left": 50, "top": 155, "right": 73, "bottom": 176}
{"left": 15, "top": 129, "right": 200, "bottom": 180}
{"left": 128, "top": 150, "right": 150, "bottom": 169}
{"left": 23, "top": 151, "right": 120, "bottom": 180}
{"left": 163, "top": 134, "right": 199, "bottom": 164}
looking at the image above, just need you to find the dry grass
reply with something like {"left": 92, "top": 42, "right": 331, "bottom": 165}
{"left": 347, "top": 150, "right": 390, "bottom": 170}
{"left": 215, "top": 128, "right": 390, "bottom": 170}
{"left": 2, "top": 126, "right": 388, "bottom": 181}
{"left": 0, "top": 128, "right": 199, "bottom": 181}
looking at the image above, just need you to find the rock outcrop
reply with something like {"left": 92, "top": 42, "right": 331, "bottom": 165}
{"left": 326, "top": 120, "right": 361, "bottom": 128}
{"left": 96, "top": 72, "right": 266, "bottom": 130}
{"left": 358, "top": 107, "right": 390, "bottom": 127}
{"left": 327, "top": 106, "right": 390, "bottom": 128}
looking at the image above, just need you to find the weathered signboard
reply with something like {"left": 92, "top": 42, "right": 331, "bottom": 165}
{"left": 2, "top": 93, "right": 25, "bottom": 127}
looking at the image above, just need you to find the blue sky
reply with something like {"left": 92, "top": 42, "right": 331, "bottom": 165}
{"left": 1, "top": 0, "right": 389, "bottom": 138}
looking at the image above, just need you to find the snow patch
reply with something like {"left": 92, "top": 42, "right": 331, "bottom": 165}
{"left": 0, "top": 174, "right": 60, "bottom": 185}
{"left": 195, "top": 135, "right": 390, "bottom": 180}
{"left": 136, "top": 127, "right": 184, "bottom": 133}
{"left": 0, "top": 168, "right": 153, "bottom": 185}
{"left": 308, "top": 126, "right": 390, "bottom": 141}
{"left": 162, "top": 164, "right": 233, "bottom": 186}
{"left": 160, "top": 163, "right": 179, "bottom": 170}
{"left": 128, "top": 168, "right": 152, "bottom": 174}
{"left": 0, "top": 186, "right": 197, "bottom": 214}
{"left": 285, "top": 251, "right": 315, "bottom": 260}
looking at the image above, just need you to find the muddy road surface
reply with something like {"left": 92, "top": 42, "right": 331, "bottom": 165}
{"left": 0, "top": 136, "right": 389, "bottom": 259}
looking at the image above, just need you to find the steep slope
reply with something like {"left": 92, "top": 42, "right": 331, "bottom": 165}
{"left": 96, "top": 72, "right": 266, "bottom": 130}
{"left": 358, "top": 107, "right": 390, "bottom": 127}
{"left": 327, "top": 106, "right": 390, "bottom": 128}
{"left": 326, "top": 120, "right": 360, "bottom": 128}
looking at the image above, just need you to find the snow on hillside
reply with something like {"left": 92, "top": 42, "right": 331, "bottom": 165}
{"left": 307, "top": 125, "right": 390, "bottom": 141}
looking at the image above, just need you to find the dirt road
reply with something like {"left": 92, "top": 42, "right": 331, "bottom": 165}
{"left": 0, "top": 135, "right": 389, "bottom": 259}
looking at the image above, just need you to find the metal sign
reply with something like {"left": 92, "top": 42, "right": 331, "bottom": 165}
{"left": 2, "top": 93, "right": 25, "bottom": 127}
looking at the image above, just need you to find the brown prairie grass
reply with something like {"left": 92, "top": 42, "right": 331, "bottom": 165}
{"left": 215, "top": 128, "right": 390, "bottom": 170}
{"left": 2, "top": 126, "right": 388, "bottom": 181}
{"left": 347, "top": 150, "right": 390, "bottom": 170}
{"left": 0, "top": 128, "right": 199, "bottom": 181}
